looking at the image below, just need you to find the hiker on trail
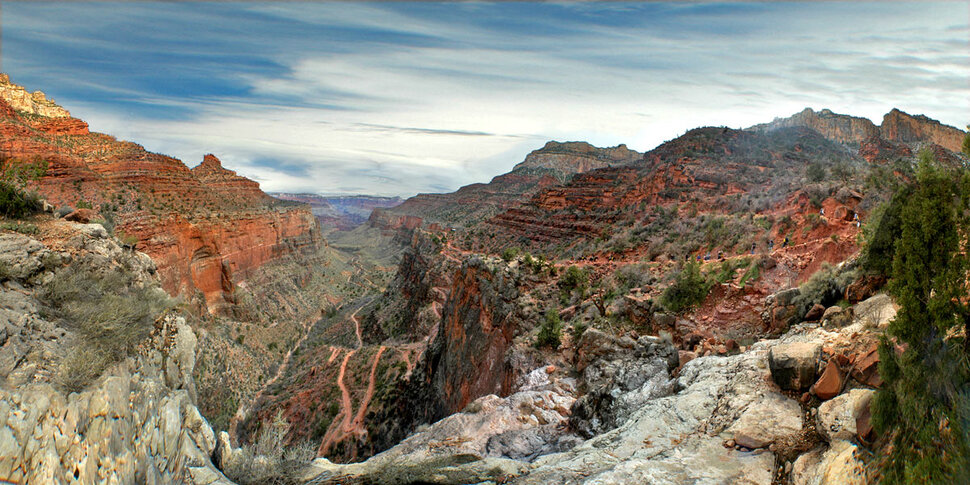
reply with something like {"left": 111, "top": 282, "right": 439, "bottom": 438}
{"left": 783, "top": 236, "right": 789, "bottom": 248}
{"left": 718, "top": 250, "right": 723, "bottom": 260}
{"left": 768, "top": 240, "right": 774, "bottom": 252}
{"left": 820, "top": 207, "right": 825, "bottom": 217}
{"left": 856, "top": 220, "right": 861, "bottom": 228}
{"left": 704, "top": 252, "right": 711, "bottom": 261}
{"left": 750, "top": 242, "right": 756, "bottom": 255}
{"left": 853, "top": 213, "right": 859, "bottom": 221}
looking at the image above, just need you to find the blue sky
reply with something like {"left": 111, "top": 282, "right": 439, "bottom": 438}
{"left": 2, "top": 2, "right": 968, "bottom": 196}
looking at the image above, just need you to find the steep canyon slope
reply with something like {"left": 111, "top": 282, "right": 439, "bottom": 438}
{"left": 0, "top": 74, "right": 321, "bottom": 315}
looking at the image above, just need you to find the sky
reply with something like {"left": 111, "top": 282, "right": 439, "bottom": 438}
{"left": 1, "top": 2, "right": 968, "bottom": 197}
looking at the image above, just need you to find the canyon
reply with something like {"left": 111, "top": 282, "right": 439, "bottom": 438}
{"left": 2, "top": 71, "right": 969, "bottom": 485}
{"left": 0, "top": 74, "right": 322, "bottom": 315}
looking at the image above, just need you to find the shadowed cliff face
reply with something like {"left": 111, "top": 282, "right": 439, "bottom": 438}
{"left": 430, "top": 257, "right": 519, "bottom": 413}
{"left": 0, "top": 76, "right": 321, "bottom": 314}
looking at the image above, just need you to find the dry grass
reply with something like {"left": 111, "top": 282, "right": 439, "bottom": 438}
{"left": 40, "top": 265, "right": 174, "bottom": 392}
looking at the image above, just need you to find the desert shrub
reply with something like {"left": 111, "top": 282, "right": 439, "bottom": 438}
{"left": 570, "top": 319, "right": 588, "bottom": 341}
{"left": 558, "top": 265, "right": 590, "bottom": 304}
{"left": 806, "top": 162, "right": 826, "bottom": 182}
{"left": 616, "top": 263, "right": 655, "bottom": 290}
{"left": 522, "top": 253, "right": 547, "bottom": 274}
{"left": 0, "top": 221, "right": 38, "bottom": 235}
{"left": 0, "top": 182, "right": 41, "bottom": 219}
{"left": 225, "top": 410, "right": 316, "bottom": 485}
{"left": 535, "top": 309, "right": 563, "bottom": 349}
{"left": 738, "top": 260, "right": 761, "bottom": 287}
{"left": 500, "top": 246, "right": 521, "bottom": 262}
{"left": 791, "top": 262, "right": 857, "bottom": 317}
{"left": 661, "top": 261, "right": 711, "bottom": 313}
{"left": 41, "top": 265, "right": 175, "bottom": 392}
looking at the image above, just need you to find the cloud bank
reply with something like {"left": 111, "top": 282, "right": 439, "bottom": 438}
{"left": 2, "top": 2, "right": 968, "bottom": 196}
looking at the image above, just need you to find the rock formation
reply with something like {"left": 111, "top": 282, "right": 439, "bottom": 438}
{"left": 0, "top": 74, "right": 322, "bottom": 314}
{"left": 750, "top": 107, "right": 966, "bottom": 152}
{"left": 376, "top": 141, "right": 642, "bottom": 229}
{"left": 0, "top": 222, "right": 230, "bottom": 484}
{"left": 0, "top": 74, "right": 71, "bottom": 118}
{"left": 880, "top": 108, "right": 966, "bottom": 153}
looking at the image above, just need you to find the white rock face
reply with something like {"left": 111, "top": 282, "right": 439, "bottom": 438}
{"left": 792, "top": 441, "right": 874, "bottom": 485}
{"left": 304, "top": 377, "right": 579, "bottom": 484}
{"left": 305, "top": 340, "right": 805, "bottom": 485}
{"left": 518, "top": 347, "right": 801, "bottom": 485}
{"left": 816, "top": 389, "right": 873, "bottom": 442}
{"left": 0, "top": 74, "right": 71, "bottom": 117}
{"left": 0, "top": 223, "right": 231, "bottom": 484}
{"left": 0, "top": 317, "right": 231, "bottom": 484}
{"left": 852, "top": 293, "right": 896, "bottom": 329}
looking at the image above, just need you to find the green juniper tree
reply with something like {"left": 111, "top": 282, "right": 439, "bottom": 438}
{"left": 872, "top": 151, "right": 970, "bottom": 483}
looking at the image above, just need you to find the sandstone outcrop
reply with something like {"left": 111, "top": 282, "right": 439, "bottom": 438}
{"left": 0, "top": 74, "right": 71, "bottom": 118}
{"left": 769, "top": 342, "right": 822, "bottom": 391}
{"left": 750, "top": 108, "right": 879, "bottom": 146}
{"left": 750, "top": 107, "right": 966, "bottom": 153}
{"left": 0, "top": 74, "right": 322, "bottom": 314}
{"left": 881, "top": 108, "right": 966, "bottom": 153}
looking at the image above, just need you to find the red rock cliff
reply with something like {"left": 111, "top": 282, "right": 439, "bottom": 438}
{"left": 880, "top": 108, "right": 966, "bottom": 153}
{"left": 0, "top": 75, "right": 321, "bottom": 313}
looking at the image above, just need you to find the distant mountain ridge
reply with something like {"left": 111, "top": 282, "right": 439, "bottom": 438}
{"left": 374, "top": 141, "right": 642, "bottom": 229}
{"left": 271, "top": 193, "right": 402, "bottom": 230}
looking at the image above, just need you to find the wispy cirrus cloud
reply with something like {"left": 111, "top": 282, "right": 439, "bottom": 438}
{"left": 1, "top": 2, "right": 967, "bottom": 196}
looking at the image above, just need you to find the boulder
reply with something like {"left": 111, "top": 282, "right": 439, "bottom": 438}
{"left": 729, "top": 391, "right": 803, "bottom": 450}
{"left": 763, "top": 288, "right": 802, "bottom": 334}
{"left": 850, "top": 346, "right": 882, "bottom": 388}
{"left": 805, "top": 303, "right": 826, "bottom": 322}
{"left": 812, "top": 360, "right": 845, "bottom": 400}
{"left": 679, "top": 350, "right": 697, "bottom": 368}
{"left": 64, "top": 208, "right": 96, "bottom": 223}
{"left": 821, "top": 306, "right": 853, "bottom": 328}
{"left": 855, "top": 394, "right": 876, "bottom": 445}
{"left": 852, "top": 293, "right": 896, "bottom": 329}
{"left": 845, "top": 275, "right": 887, "bottom": 303}
{"left": 791, "top": 441, "right": 873, "bottom": 485}
{"left": 816, "top": 389, "right": 875, "bottom": 442}
{"left": 769, "top": 342, "right": 822, "bottom": 391}
{"left": 820, "top": 306, "right": 842, "bottom": 321}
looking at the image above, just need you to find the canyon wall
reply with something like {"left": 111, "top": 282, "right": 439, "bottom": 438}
{"left": 0, "top": 74, "right": 321, "bottom": 313}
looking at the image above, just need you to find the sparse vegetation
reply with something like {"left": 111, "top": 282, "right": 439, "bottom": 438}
{"left": 0, "top": 220, "right": 39, "bottom": 235}
{"left": 558, "top": 265, "right": 590, "bottom": 304}
{"left": 660, "top": 260, "right": 711, "bottom": 313}
{"left": 500, "top": 246, "right": 521, "bottom": 262}
{"left": 0, "top": 155, "right": 45, "bottom": 219}
{"left": 41, "top": 264, "right": 175, "bottom": 392}
{"left": 791, "top": 262, "right": 857, "bottom": 318}
{"left": 806, "top": 162, "right": 826, "bottom": 182}
{"left": 225, "top": 410, "right": 316, "bottom": 485}
{"left": 535, "top": 308, "right": 563, "bottom": 349}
